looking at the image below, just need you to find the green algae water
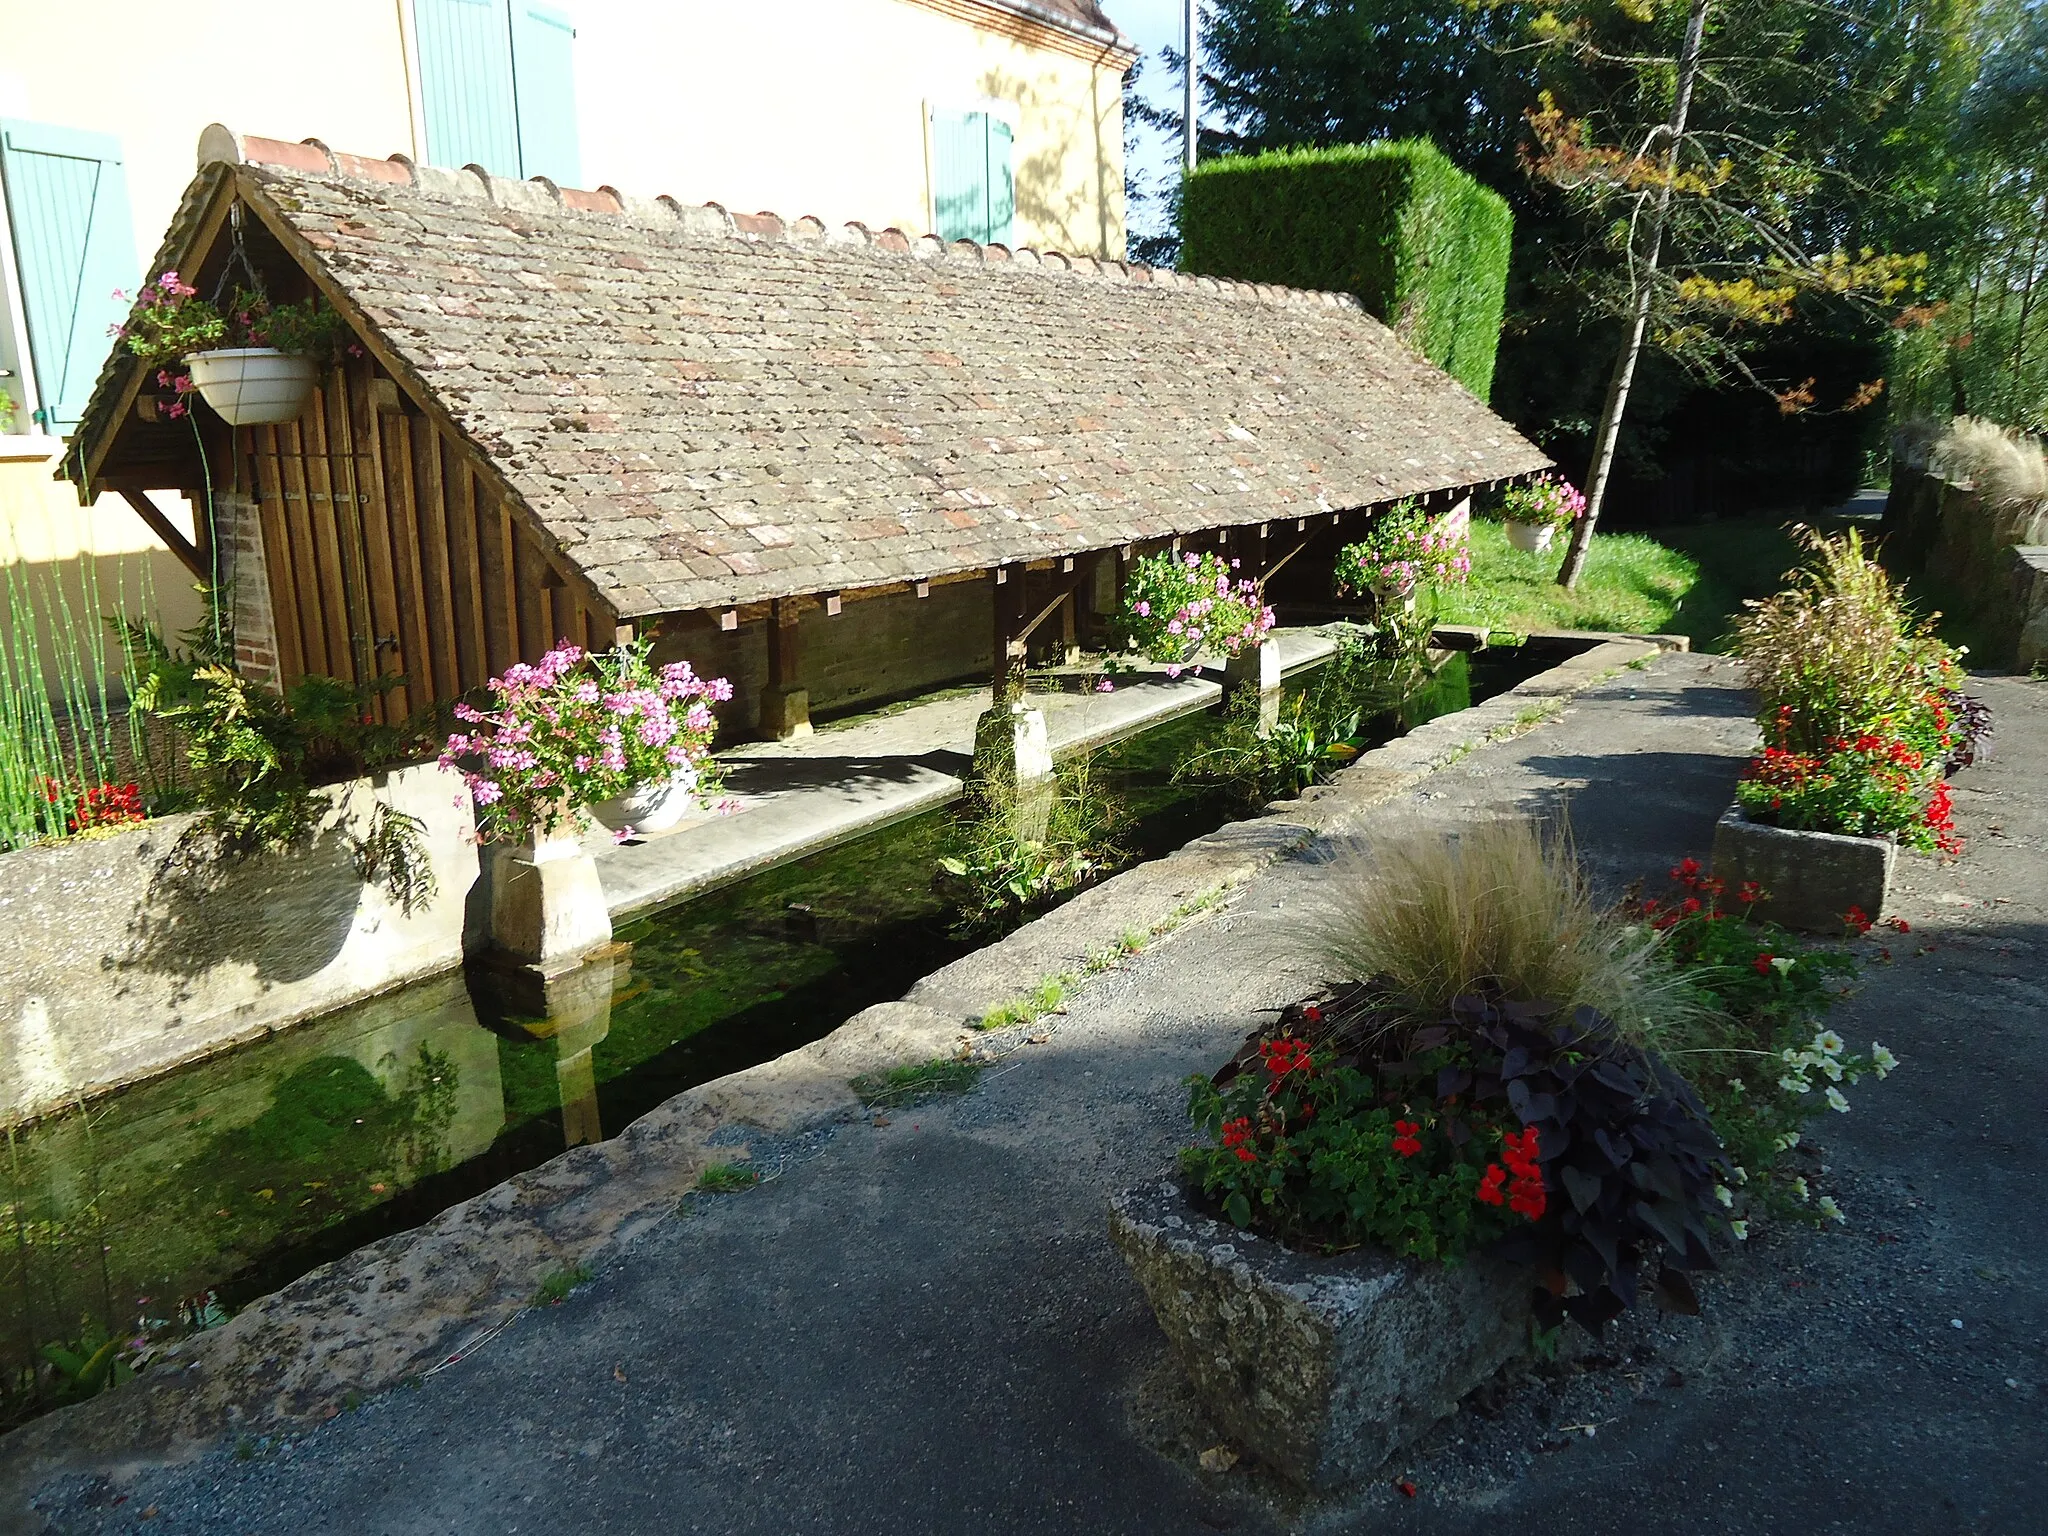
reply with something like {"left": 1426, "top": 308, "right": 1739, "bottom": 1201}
{"left": 0, "top": 645, "right": 1554, "bottom": 1428}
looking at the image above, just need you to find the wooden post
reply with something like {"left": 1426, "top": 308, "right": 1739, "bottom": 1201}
{"left": 760, "top": 597, "right": 811, "bottom": 739}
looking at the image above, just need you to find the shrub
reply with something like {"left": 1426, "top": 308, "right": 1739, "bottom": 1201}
{"left": 1297, "top": 819, "right": 1706, "bottom": 1046}
{"left": 124, "top": 612, "right": 442, "bottom": 893}
{"left": 1737, "top": 736, "right": 1959, "bottom": 852}
{"left": 1922, "top": 416, "right": 2048, "bottom": 508}
{"left": 1179, "top": 140, "right": 1513, "bottom": 399}
{"left": 1332, "top": 500, "right": 1471, "bottom": 598}
{"left": 1731, "top": 527, "right": 1961, "bottom": 755}
{"left": 937, "top": 764, "right": 1120, "bottom": 933}
{"left": 1118, "top": 549, "right": 1274, "bottom": 670}
{"left": 1640, "top": 861, "right": 1890, "bottom": 1221}
{"left": 1184, "top": 991, "right": 1732, "bottom": 1331}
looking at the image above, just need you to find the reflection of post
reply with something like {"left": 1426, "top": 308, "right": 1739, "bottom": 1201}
{"left": 489, "top": 950, "right": 627, "bottom": 1150}
{"left": 1221, "top": 527, "right": 1281, "bottom": 734}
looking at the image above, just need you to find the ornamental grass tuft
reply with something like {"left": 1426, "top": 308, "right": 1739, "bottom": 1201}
{"left": 1297, "top": 818, "right": 1708, "bottom": 1048}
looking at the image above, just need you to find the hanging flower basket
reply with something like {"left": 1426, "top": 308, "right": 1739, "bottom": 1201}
{"left": 1504, "top": 520, "right": 1555, "bottom": 553}
{"left": 184, "top": 348, "right": 320, "bottom": 426}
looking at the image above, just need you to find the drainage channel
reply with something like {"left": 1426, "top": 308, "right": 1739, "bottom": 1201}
{"left": 0, "top": 644, "right": 1563, "bottom": 1427}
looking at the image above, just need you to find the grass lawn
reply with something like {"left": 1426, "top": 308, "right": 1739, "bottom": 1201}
{"left": 1436, "top": 518, "right": 1805, "bottom": 651}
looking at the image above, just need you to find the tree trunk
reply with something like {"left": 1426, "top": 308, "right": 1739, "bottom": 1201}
{"left": 1556, "top": 0, "right": 1712, "bottom": 589}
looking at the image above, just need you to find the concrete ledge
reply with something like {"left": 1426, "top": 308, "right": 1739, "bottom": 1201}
{"left": 0, "top": 763, "right": 480, "bottom": 1126}
{"left": 1709, "top": 802, "right": 1895, "bottom": 932}
{"left": 1108, "top": 1178, "right": 1538, "bottom": 1488}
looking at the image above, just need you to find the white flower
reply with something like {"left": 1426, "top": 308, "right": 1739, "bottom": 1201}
{"left": 1826, "top": 1086, "right": 1852, "bottom": 1114}
{"left": 1730, "top": 1220, "right": 1749, "bottom": 1240}
{"left": 1795, "top": 1049, "right": 1824, "bottom": 1069}
{"left": 1780, "top": 1047, "right": 1801, "bottom": 1065}
{"left": 1814, "top": 1030, "right": 1846, "bottom": 1057}
{"left": 1732, "top": 1165, "right": 1749, "bottom": 1185}
{"left": 1775, "top": 1131, "right": 1802, "bottom": 1152}
{"left": 1778, "top": 1075, "right": 1812, "bottom": 1095}
{"left": 1791, "top": 1176, "right": 1810, "bottom": 1201}
{"left": 1715, "top": 1184, "right": 1735, "bottom": 1207}
{"left": 1816, "top": 1195, "right": 1846, "bottom": 1224}
{"left": 1871, "top": 1044, "right": 1898, "bottom": 1079}
{"left": 1726, "top": 1077, "right": 1746, "bottom": 1096}
{"left": 1821, "top": 1057, "right": 1845, "bottom": 1082}
{"left": 1770, "top": 956, "right": 1796, "bottom": 974}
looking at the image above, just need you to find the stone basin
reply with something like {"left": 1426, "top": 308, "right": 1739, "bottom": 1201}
{"left": 1108, "top": 1177, "right": 1543, "bottom": 1489}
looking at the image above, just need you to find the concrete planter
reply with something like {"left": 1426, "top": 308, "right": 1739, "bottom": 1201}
{"left": 1709, "top": 802, "right": 1895, "bottom": 932}
{"left": 1504, "top": 519, "right": 1555, "bottom": 553}
{"left": 1108, "top": 1178, "right": 1539, "bottom": 1489}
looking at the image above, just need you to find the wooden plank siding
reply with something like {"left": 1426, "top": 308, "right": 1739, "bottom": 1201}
{"left": 243, "top": 358, "right": 614, "bottom": 719}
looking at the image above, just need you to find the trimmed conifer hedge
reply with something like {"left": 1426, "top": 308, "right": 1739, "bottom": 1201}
{"left": 1179, "top": 140, "right": 1513, "bottom": 400}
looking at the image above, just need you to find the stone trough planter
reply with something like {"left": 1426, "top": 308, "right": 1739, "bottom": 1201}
{"left": 1107, "top": 1178, "right": 1542, "bottom": 1489}
{"left": 1709, "top": 802, "right": 1895, "bottom": 933}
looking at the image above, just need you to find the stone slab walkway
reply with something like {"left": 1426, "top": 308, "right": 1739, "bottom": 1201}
{"left": 14, "top": 656, "right": 2041, "bottom": 1534}
{"left": 591, "top": 627, "right": 1340, "bottom": 918}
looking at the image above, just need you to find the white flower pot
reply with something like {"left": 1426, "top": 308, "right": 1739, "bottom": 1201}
{"left": 184, "top": 347, "right": 318, "bottom": 426}
{"left": 587, "top": 769, "right": 705, "bottom": 835}
{"left": 1505, "top": 520, "right": 1556, "bottom": 553}
{"left": 1368, "top": 578, "right": 1418, "bottom": 615}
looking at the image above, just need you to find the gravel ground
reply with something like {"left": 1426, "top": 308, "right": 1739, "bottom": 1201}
{"left": 23, "top": 658, "right": 2045, "bottom": 1535}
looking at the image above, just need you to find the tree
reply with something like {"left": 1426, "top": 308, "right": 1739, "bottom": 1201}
{"left": 1521, "top": 0, "right": 1939, "bottom": 584}
{"left": 1175, "top": 0, "right": 1992, "bottom": 534}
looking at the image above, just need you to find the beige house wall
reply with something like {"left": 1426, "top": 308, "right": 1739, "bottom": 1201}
{"left": 577, "top": 0, "right": 1128, "bottom": 260}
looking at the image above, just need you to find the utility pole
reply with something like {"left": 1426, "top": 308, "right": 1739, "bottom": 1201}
{"left": 1183, "top": 0, "right": 1198, "bottom": 171}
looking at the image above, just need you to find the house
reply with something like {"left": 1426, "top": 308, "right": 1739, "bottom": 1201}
{"left": 62, "top": 128, "right": 1548, "bottom": 742}
{"left": 0, "top": 0, "right": 1136, "bottom": 667}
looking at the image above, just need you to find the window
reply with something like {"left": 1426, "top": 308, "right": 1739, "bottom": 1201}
{"left": 0, "top": 119, "right": 137, "bottom": 434}
{"left": 413, "top": 0, "right": 580, "bottom": 186}
{"left": 929, "top": 108, "right": 1014, "bottom": 246}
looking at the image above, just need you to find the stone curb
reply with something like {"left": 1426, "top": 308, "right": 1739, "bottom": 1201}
{"left": 0, "top": 638, "right": 1659, "bottom": 1513}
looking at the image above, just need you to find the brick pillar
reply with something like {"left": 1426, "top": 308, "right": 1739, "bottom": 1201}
{"left": 218, "top": 492, "right": 280, "bottom": 687}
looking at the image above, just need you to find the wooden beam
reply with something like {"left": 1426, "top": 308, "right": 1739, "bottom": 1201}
{"left": 120, "top": 490, "right": 208, "bottom": 581}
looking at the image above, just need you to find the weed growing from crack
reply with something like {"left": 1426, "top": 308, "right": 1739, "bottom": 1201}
{"left": 531, "top": 1263, "right": 593, "bottom": 1307}
{"left": 851, "top": 1057, "right": 984, "bottom": 1109}
{"left": 696, "top": 1162, "right": 760, "bottom": 1194}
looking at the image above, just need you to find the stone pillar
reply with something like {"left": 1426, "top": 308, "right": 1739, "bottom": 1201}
{"left": 218, "top": 492, "right": 280, "bottom": 688}
{"left": 759, "top": 597, "right": 812, "bottom": 739}
{"left": 1222, "top": 637, "right": 1283, "bottom": 734}
{"left": 1221, "top": 526, "right": 1282, "bottom": 734}
{"left": 486, "top": 822, "right": 613, "bottom": 973}
{"left": 972, "top": 565, "right": 1055, "bottom": 833}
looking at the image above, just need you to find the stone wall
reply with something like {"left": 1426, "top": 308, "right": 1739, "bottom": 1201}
{"left": 1884, "top": 462, "right": 2048, "bottom": 669}
{"left": 0, "top": 762, "right": 478, "bottom": 1126}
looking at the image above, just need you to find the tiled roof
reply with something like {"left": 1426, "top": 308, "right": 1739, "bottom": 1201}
{"left": 82, "top": 136, "right": 1551, "bottom": 619}
{"left": 987, "top": 0, "right": 1132, "bottom": 49}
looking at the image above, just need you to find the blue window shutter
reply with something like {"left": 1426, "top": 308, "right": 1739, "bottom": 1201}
{"left": 0, "top": 119, "right": 137, "bottom": 434}
{"left": 511, "top": 4, "right": 579, "bottom": 186}
{"left": 414, "top": 0, "right": 521, "bottom": 177}
{"left": 930, "top": 110, "right": 989, "bottom": 244}
{"left": 985, "top": 116, "right": 1015, "bottom": 246}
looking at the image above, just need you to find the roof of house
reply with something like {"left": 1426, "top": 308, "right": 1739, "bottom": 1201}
{"left": 986, "top": 0, "right": 1133, "bottom": 53}
{"left": 75, "top": 135, "right": 1550, "bottom": 620}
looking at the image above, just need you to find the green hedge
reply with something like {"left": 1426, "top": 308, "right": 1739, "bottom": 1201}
{"left": 1179, "top": 140, "right": 1513, "bottom": 400}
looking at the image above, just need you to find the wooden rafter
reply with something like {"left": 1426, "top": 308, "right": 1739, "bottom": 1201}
{"left": 120, "top": 489, "right": 209, "bottom": 581}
